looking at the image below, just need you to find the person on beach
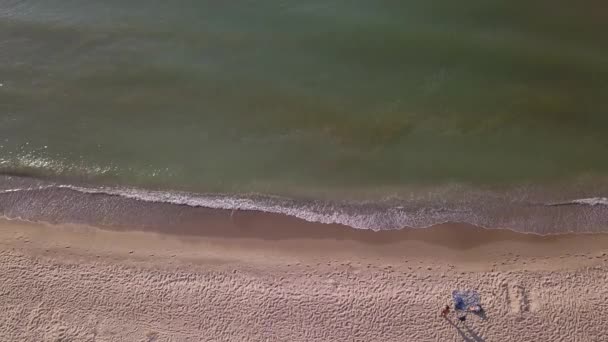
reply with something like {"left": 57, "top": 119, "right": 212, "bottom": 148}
{"left": 441, "top": 305, "right": 450, "bottom": 317}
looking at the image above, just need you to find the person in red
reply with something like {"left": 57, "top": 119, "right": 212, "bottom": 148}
{"left": 441, "top": 305, "right": 450, "bottom": 317}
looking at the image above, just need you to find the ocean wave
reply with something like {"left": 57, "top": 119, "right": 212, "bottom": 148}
{"left": 1, "top": 179, "right": 608, "bottom": 234}
{"left": 546, "top": 197, "right": 608, "bottom": 207}
{"left": 0, "top": 183, "right": 473, "bottom": 230}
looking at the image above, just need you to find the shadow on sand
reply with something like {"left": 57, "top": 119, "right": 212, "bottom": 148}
{"left": 472, "top": 309, "right": 487, "bottom": 321}
{"left": 444, "top": 317, "right": 485, "bottom": 342}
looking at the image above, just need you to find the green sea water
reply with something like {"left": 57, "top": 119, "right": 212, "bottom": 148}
{"left": 1, "top": 0, "right": 608, "bottom": 197}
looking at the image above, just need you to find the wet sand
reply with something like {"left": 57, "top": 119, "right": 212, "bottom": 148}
{"left": 1, "top": 216, "right": 607, "bottom": 341}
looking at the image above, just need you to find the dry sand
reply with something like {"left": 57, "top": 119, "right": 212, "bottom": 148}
{"left": 1, "top": 216, "right": 608, "bottom": 341}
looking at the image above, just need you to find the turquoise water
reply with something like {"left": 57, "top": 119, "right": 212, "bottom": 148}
{"left": 1, "top": 1, "right": 608, "bottom": 231}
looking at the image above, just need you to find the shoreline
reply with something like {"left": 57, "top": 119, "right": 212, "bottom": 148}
{"left": 3, "top": 215, "right": 608, "bottom": 268}
{"left": 3, "top": 174, "right": 608, "bottom": 235}
{"left": 3, "top": 214, "right": 608, "bottom": 275}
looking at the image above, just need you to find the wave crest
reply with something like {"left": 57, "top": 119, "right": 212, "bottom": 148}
{"left": 1, "top": 178, "right": 607, "bottom": 234}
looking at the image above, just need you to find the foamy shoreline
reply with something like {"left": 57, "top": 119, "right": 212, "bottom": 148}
{"left": 1, "top": 218, "right": 607, "bottom": 341}
{"left": 3, "top": 173, "right": 608, "bottom": 235}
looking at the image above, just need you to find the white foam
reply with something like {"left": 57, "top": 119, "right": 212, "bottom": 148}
{"left": 59, "top": 185, "right": 391, "bottom": 230}
{"left": 570, "top": 197, "right": 608, "bottom": 206}
{"left": 0, "top": 184, "right": 460, "bottom": 230}
{"left": 2, "top": 183, "right": 606, "bottom": 233}
{"left": 547, "top": 197, "right": 608, "bottom": 207}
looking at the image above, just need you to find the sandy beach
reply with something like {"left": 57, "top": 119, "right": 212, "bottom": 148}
{"left": 1, "top": 215, "right": 607, "bottom": 342}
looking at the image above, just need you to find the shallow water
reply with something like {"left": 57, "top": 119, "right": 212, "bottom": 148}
{"left": 1, "top": 1, "right": 608, "bottom": 232}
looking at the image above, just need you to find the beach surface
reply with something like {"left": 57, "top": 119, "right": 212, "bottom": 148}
{"left": 1, "top": 216, "right": 607, "bottom": 341}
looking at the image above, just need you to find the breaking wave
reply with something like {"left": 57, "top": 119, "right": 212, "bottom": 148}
{"left": 1, "top": 176, "right": 608, "bottom": 234}
{"left": 546, "top": 197, "right": 608, "bottom": 207}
